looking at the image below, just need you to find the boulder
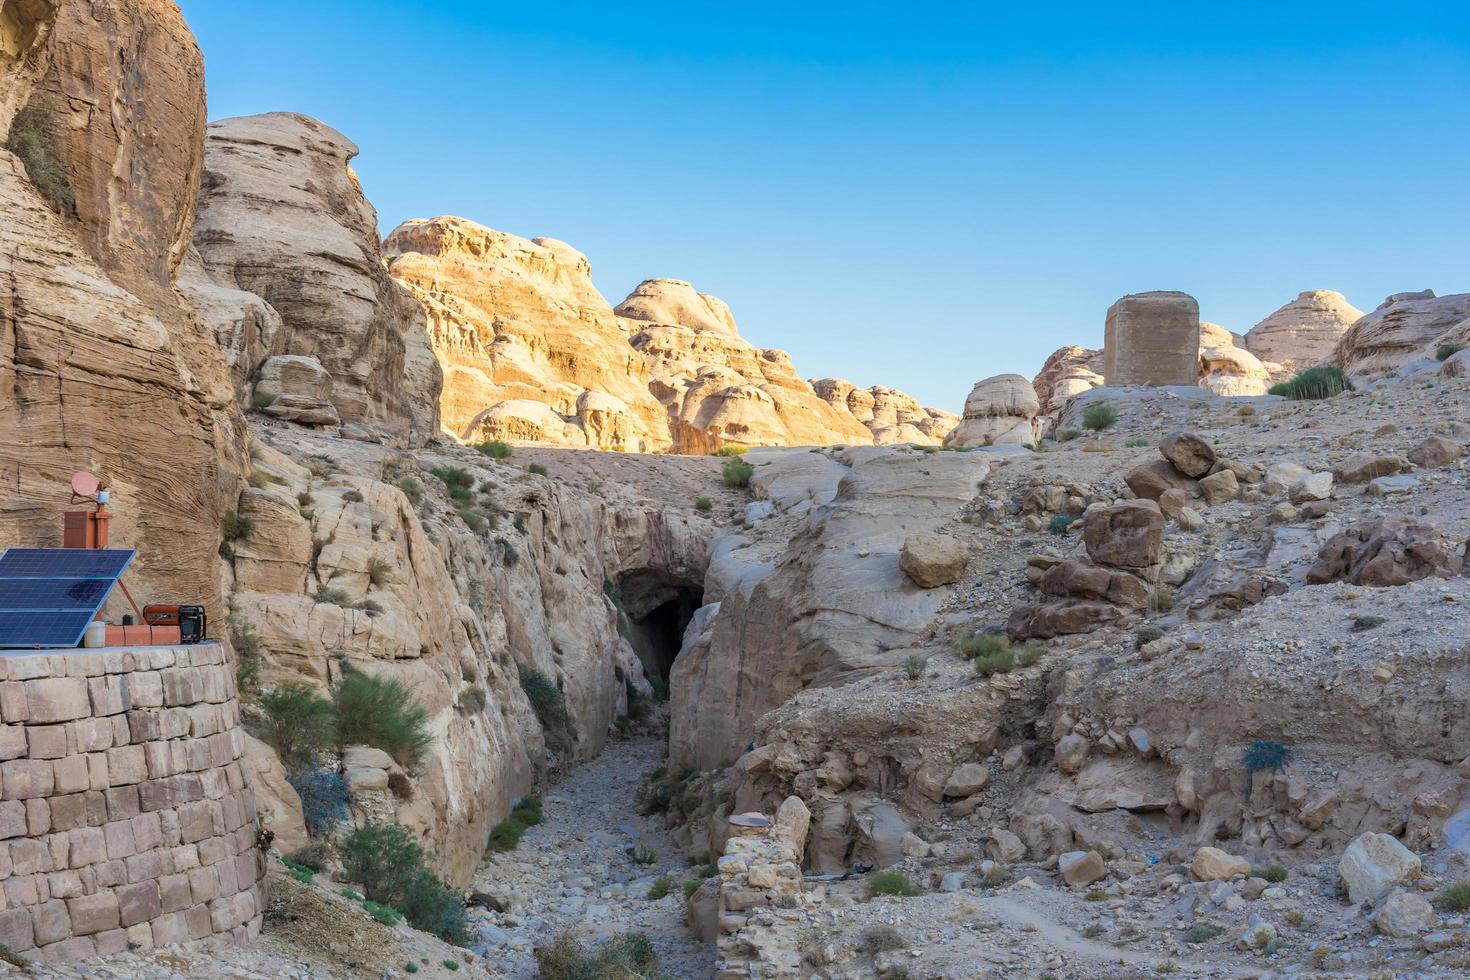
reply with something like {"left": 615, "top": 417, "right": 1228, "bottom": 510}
{"left": 943, "top": 763, "right": 990, "bottom": 798}
{"left": 242, "top": 734, "right": 307, "bottom": 856}
{"left": 986, "top": 828, "right": 1026, "bottom": 863}
{"left": 773, "top": 796, "right": 811, "bottom": 850}
{"left": 1157, "top": 488, "right": 1189, "bottom": 519}
{"left": 1040, "top": 559, "right": 1149, "bottom": 609}
{"left": 1198, "top": 343, "right": 1271, "bottom": 397}
{"left": 1337, "top": 454, "right": 1409, "bottom": 484}
{"left": 1263, "top": 461, "right": 1311, "bottom": 495}
{"left": 944, "top": 374, "right": 1040, "bottom": 447}
{"left": 899, "top": 532, "right": 969, "bottom": 588}
{"left": 1339, "top": 832, "right": 1422, "bottom": 903}
{"left": 1198, "top": 469, "right": 1239, "bottom": 506}
{"left": 1007, "top": 600, "right": 1120, "bottom": 640}
{"left": 1058, "top": 850, "right": 1106, "bottom": 887}
{"left": 1288, "top": 472, "right": 1333, "bottom": 503}
{"left": 1307, "top": 517, "right": 1464, "bottom": 587}
{"left": 1334, "top": 290, "right": 1470, "bottom": 377}
{"left": 1032, "top": 346, "right": 1105, "bottom": 414}
{"left": 1104, "top": 291, "right": 1200, "bottom": 387}
{"left": 1055, "top": 734, "right": 1090, "bottom": 775}
{"left": 1191, "top": 847, "right": 1251, "bottom": 881}
{"left": 1408, "top": 434, "right": 1462, "bottom": 469}
{"left": 254, "top": 354, "right": 339, "bottom": 426}
{"left": 1245, "top": 290, "right": 1365, "bottom": 371}
{"left": 1375, "top": 890, "right": 1437, "bottom": 938}
{"left": 1125, "top": 459, "right": 1198, "bottom": 502}
{"left": 1159, "top": 433, "right": 1217, "bottom": 478}
{"left": 1083, "top": 500, "right": 1164, "bottom": 578}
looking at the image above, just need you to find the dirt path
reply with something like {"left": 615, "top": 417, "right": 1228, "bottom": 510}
{"left": 467, "top": 735, "right": 713, "bottom": 978}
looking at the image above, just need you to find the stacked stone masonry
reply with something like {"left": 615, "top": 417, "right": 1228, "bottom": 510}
{"left": 715, "top": 798, "right": 810, "bottom": 978}
{"left": 0, "top": 643, "right": 264, "bottom": 962}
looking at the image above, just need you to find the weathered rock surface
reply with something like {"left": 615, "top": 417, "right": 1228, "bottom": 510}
{"left": 899, "top": 531, "right": 968, "bottom": 588}
{"left": 1339, "top": 832, "right": 1421, "bottom": 903}
{"left": 1032, "top": 345, "right": 1106, "bottom": 415}
{"left": 810, "top": 378, "right": 957, "bottom": 446}
{"left": 194, "top": 114, "right": 440, "bottom": 440}
{"left": 944, "top": 374, "right": 1040, "bottom": 448}
{"left": 1245, "top": 290, "right": 1364, "bottom": 372}
{"left": 1191, "top": 846, "right": 1250, "bottom": 881}
{"left": 1104, "top": 291, "right": 1200, "bottom": 387}
{"left": 1333, "top": 290, "right": 1470, "bottom": 377}
{"left": 1306, "top": 517, "right": 1464, "bottom": 586}
{"left": 1159, "top": 433, "right": 1217, "bottom": 478}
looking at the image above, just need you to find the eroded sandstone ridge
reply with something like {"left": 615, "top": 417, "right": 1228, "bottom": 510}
{"left": 383, "top": 216, "right": 955, "bottom": 451}
{"left": 1244, "top": 289, "right": 1364, "bottom": 373}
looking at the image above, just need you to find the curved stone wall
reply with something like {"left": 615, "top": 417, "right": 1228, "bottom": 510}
{"left": 0, "top": 642, "right": 264, "bottom": 961}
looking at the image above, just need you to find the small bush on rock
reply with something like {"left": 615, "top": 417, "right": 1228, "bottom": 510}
{"left": 1259, "top": 865, "right": 1288, "bottom": 883}
{"left": 905, "top": 655, "right": 927, "bottom": 681}
{"left": 721, "top": 458, "right": 755, "bottom": 488}
{"left": 1081, "top": 403, "right": 1117, "bottom": 431}
{"left": 339, "top": 823, "right": 470, "bottom": 945}
{"left": 430, "top": 466, "right": 474, "bottom": 492}
{"left": 286, "top": 766, "right": 350, "bottom": 837}
{"left": 1268, "top": 365, "right": 1353, "bottom": 400}
{"left": 7, "top": 107, "right": 75, "bottom": 214}
{"left": 535, "top": 930, "right": 660, "bottom": 980}
{"left": 868, "top": 870, "right": 923, "bottom": 898}
{"left": 527, "top": 462, "right": 549, "bottom": 476}
{"left": 957, "top": 630, "right": 1007, "bottom": 659}
{"left": 1183, "top": 924, "right": 1220, "bottom": 944}
{"left": 694, "top": 496, "right": 713, "bottom": 511}
{"left": 1435, "top": 880, "right": 1470, "bottom": 911}
{"left": 647, "top": 876, "right": 674, "bottom": 900}
{"left": 1435, "top": 343, "right": 1465, "bottom": 362}
{"left": 716, "top": 444, "right": 750, "bottom": 457}
{"left": 1242, "top": 739, "right": 1291, "bottom": 772}
{"left": 476, "top": 440, "right": 513, "bottom": 459}
{"left": 334, "top": 671, "right": 432, "bottom": 768}
{"left": 288, "top": 840, "right": 334, "bottom": 872}
{"left": 397, "top": 478, "right": 423, "bottom": 506}
{"left": 1047, "top": 514, "right": 1072, "bottom": 535}
{"left": 259, "top": 683, "right": 335, "bottom": 770}
{"left": 862, "top": 924, "right": 908, "bottom": 952}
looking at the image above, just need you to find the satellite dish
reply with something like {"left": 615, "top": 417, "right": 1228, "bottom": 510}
{"left": 70, "top": 472, "right": 100, "bottom": 498}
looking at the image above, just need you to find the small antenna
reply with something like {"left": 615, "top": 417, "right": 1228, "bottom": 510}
{"left": 70, "top": 471, "right": 101, "bottom": 500}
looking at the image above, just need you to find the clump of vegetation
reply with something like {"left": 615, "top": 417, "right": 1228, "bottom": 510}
{"left": 904, "top": 655, "right": 927, "bottom": 681}
{"left": 366, "top": 557, "right": 393, "bottom": 588}
{"left": 313, "top": 586, "right": 351, "bottom": 607}
{"left": 1182, "top": 923, "right": 1221, "bottom": 944}
{"left": 457, "top": 507, "right": 486, "bottom": 531}
{"left": 342, "top": 489, "right": 364, "bottom": 503}
{"left": 221, "top": 510, "right": 253, "bottom": 544}
{"left": 1146, "top": 587, "right": 1173, "bottom": 614}
{"left": 334, "top": 670, "right": 431, "bottom": 768}
{"left": 647, "top": 876, "right": 675, "bottom": 900}
{"left": 1242, "top": 739, "right": 1291, "bottom": 772}
{"left": 442, "top": 961, "right": 460, "bottom": 972}
{"left": 487, "top": 797, "right": 544, "bottom": 853}
{"left": 288, "top": 841, "right": 334, "bottom": 872}
{"left": 721, "top": 458, "right": 755, "bottom": 488}
{"left": 535, "top": 931, "right": 660, "bottom": 980}
{"left": 716, "top": 444, "right": 750, "bottom": 457}
{"left": 1084, "top": 887, "right": 1107, "bottom": 902}
{"left": 1047, "top": 514, "right": 1072, "bottom": 535}
{"left": 354, "top": 598, "right": 383, "bottom": 616}
{"left": 1134, "top": 623, "right": 1164, "bottom": 650}
{"left": 861, "top": 924, "right": 908, "bottom": 953}
{"left": 956, "top": 629, "right": 1008, "bottom": 660}
{"left": 286, "top": 766, "right": 350, "bottom": 837}
{"left": 1081, "top": 924, "right": 1107, "bottom": 938}
{"left": 868, "top": 870, "right": 924, "bottom": 898}
{"left": 282, "top": 855, "right": 315, "bottom": 884}
{"left": 1435, "top": 343, "right": 1465, "bottom": 362}
{"left": 6, "top": 107, "right": 74, "bottom": 215}
{"left": 1268, "top": 365, "right": 1353, "bottom": 400}
{"left": 476, "top": 440, "right": 513, "bottom": 459}
{"left": 974, "top": 641, "right": 1043, "bottom": 677}
{"left": 457, "top": 686, "right": 487, "bottom": 713}
{"left": 1057, "top": 429, "right": 1082, "bottom": 442}
{"left": 397, "top": 477, "right": 424, "bottom": 506}
{"left": 629, "top": 846, "right": 658, "bottom": 866}
{"left": 1124, "top": 437, "right": 1150, "bottom": 448}
{"left": 518, "top": 665, "right": 564, "bottom": 719}
{"left": 1258, "top": 865, "right": 1288, "bottom": 884}
{"left": 249, "top": 391, "right": 278, "bottom": 409}
{"left": 1434, "top": 880, "right": 1470, "bottom": 912}
{"left": 363, "top": 899, "right": 402, "bottom": 927}
{"left": 228, "top": 615, "right": 263, "bottom": 700}
{"left": 1350, "top": 614, "right": 1386, "bottom": 631}
{"left": 1282, "top": 909, "right": 1304, "bottom": 926}
{"left": 339, "top": 823, "right": 470, "bottom": 945}
{"left": 694, "top": 496, "right": 713, "bottom": 511}
{"left": 1081, "top": 402, "right": 1117, "bottom": 431}
{"left": 527, "top": 462, "right": 549, "bottom": 476}
{"left": 259, "top": 683, "right": 335, "bottom": 771}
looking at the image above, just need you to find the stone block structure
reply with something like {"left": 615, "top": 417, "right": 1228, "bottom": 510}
{"left": 1103, "top": 291, "right": 1201, "bottom": 387}
{"left": 0, "top": 643, "right": 264, "bottom": 962}
{"left": 715, "top": 798, "right": 809, "bottom": 978}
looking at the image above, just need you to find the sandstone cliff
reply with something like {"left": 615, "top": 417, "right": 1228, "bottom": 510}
{"left": 383, "top": 220, "right": 954, "bottom": 452}
{"left": 192, "top": 113, "right": 440, "bottom": 441}
{"left": 1333, "top": 289, "right": 1470, "bottom": 377}
{"left": 1244, "top": 289, "right": 1363, "bottom": 372}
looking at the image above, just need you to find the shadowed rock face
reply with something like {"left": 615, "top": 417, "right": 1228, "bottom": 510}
{"left": 193, "top": 113, "right": 440, "bottom": 440}
{"left": 1103, "top": 290, "right": 1200, "bottom": 387}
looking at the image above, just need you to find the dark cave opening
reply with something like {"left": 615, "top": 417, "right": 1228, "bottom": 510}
{"left": 615, "top": 571, "right": 704, "bottom": 689}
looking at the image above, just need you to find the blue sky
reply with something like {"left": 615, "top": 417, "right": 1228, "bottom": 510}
{"left": 181, "top": 1, "right": 1470, "bottom": 411}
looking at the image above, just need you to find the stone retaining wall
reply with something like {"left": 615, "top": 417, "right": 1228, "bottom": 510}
{"left": 0, "top": 642, "right": 265, "bottom": 961}
{"left": 714, "top": 798, "right": 810, "bottom": 978}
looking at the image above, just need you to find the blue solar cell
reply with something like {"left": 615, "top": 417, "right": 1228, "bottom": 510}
{"left": 0, "top": 548, "right": 136, "bottom": 648}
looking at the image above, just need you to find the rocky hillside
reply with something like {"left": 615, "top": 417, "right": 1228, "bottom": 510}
{"left": 384, "top": 215, "right": 956, "bottom": 452}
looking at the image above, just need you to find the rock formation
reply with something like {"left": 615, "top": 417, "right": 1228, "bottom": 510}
{"left": 943, "top": 374, "right": 1040, "bottom": 447}
{"left": 1032, "top": 345, "right": 1105, "bottom": 415}
{"left": 1244, "top": 290, "right": 1364, "bottom": 372}
{"left": 192, "top": 114, "right": 439, "bottom": 441}
{"left": 1333, "top": 289, "right": 1470, "bottom": 377}
{"left": 809, "top": 379, "right": 957, "bottom": 445}
{"left": 1103, "top": 290, "right": 1200, "bottom": 386}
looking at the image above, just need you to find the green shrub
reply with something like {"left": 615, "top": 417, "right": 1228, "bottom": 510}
{"left": 449, "top": 486, "right": 473, "bottom": 506}
{"left": 363, "top": 899, "right": 401, "bottom": 926}
{"left": 1124, "top": 437, "right": 1150, "bottom": 448}
{"left": 339, "top": 824, "right": 470, "bottom": 945}
{"left": 630, "top": 846, "right": 657, "bottom": 866}
{"left": 403, "top": 964, "right": 418, "bottom": 975}
{"left": 366, "top": 557, "right": 392, "bottom": 588}
{"left": 716, "top": 444, "right": 749, "bottom": 457}
{"left": 1057, "top": 429, "right": 1082, "bottom": 442}
{"left": 975, "top": 649, "right": 1016, "bottom": 676}
{"left": 868, "top": 870, "right": 923, "bottom": 898}
{"left": 1268, "top": 365, "right": 1353, "bottom": 400}
{"left": 904, "top": 655, "right": 927, "bottom": 681}
{"left": 247, "top": 470, "right": 272, "bottom": 490}
{"left": 430, "top": 466, "right": 474, "bottom": 491}
{"left": 287, "top": 767, "right": 350, "bottom": 837}
{"left": 681, "top": 879, "right": 700, "bottom": 900}
{"left": 1135, "top": 623, "right": 1164, "bottom": 649}
{"left": 6, "top": 107, "right": 74, "bottom": 214}
{"left": 1182, "top": 924, "right": 1220, "bottom": 944}
{"left": 457, "top": 686, "right": 487, "bottom": 713}
{"left": 457, "top": 507, "right": 485, "bottom": 531}
{"left": 250, "top": 391, "right": 277, "bottom": 409}
{"left": 342, "top": 489, "right": 364, "bottom": 503}
{"left": 957, "top": 630, "right": 1007, "bottom": 659}
{"left": 1242, "top": 739, "right": 1291, "bottom": 772}
{"left": 442, "top": 961, "right": 460, "bottom": 972}
{"left": 1146, "top": 587, "right": 1173, "bottom": 614}
{"left": 647, "top": 876, "right": 675, "bottom": 900}
{"left": 527, "top": 463, "right": 549, "bottom": 476}
{"left": 1435, "top": 880, "right": 1470, "bottom": 912}
{"left": 694, "top": 496, "right": 713, "bottom": 511}
{"left": 487, "top": 816, "right": 527, "bottom": 852}
{"left": 1084, "top": 887, "right": 1107, "bottom": 901}
{"left": 333, "top": 671, "right": 432, "bottom": 768}
{"left": 228, "top": 616, "right": 263, "bottom": 700}
{"left": 512, "top": 797, "right": 543, "bottom": 826}
{"left": 342, "top": 889, "right": 362, "bottom": 901}
{"left": 397, "top": 478, "right": 423, "bottom": 506}
{"left": 476, "top": 440, "right": 513, "bottom": 459}
{"left": 1435, "top": 343, "right": 1465, "bottom": 362}
{"left": 313, "top": 586, "right": 351, "bottom": 607}
{"left": 282, "top": 856, "right": 314, "bottom": 884}
{"left": 1081, "top": 403, "right": 1117, "bottom": 431}
{"left": 535, "top": 931, "right": 659, "bottom": 980}
{"left": 258, "top": 683, "right": 335, "bottom": 770}
{"left": 518, "top": 665, "right": 563, "bottom": 718}
{"left": 1047, "top": 514, "right": 1072, "bottom": 535}
{"left": 1258, "top": 865, "right": 1288, "bottom": 884}
{"left": 222, "top": 510, "right": 252, "bottom": 542}
{"left": 721, "top": 458, "right": 755, "bottom": 488}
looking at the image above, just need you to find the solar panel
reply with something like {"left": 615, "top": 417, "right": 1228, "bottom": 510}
{"left": 0, "top": 548, "right": 136, "bottom": 648}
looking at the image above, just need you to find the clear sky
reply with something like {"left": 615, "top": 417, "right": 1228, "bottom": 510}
{"left": 181, "top": 1, "right": 1470, "bottom": 412}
